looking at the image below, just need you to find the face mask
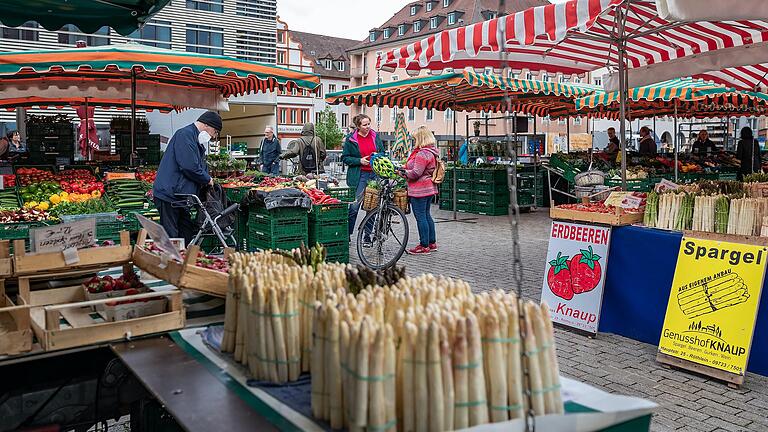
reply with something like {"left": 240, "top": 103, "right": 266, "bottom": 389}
{"left": 198, "top": 131, "right": 211, "bottom": 145}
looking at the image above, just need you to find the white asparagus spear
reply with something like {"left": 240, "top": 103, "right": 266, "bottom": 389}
{"left": 272, "top": 289, "right": 289, "bottom": 383}
{"left": 540, "top": 302, "right": 564, "bottom": 414}
{"left": 453, "top": 317, "right": 469, "bottom": 430}
{"left": 523, "top": 303, "right": 545, "bottom": 416}
{"left": 369, "top": 326, "right": 387, "bottom": 432}
{"left": 402, "top": 322, "right": 417, "bottom": 432}
{"left": 466, "top": 312, "right": 489, "bottom": 426}
{"left": 354, "top": 319, "right": 370, "bottom": 429}
{"left": 440, "top": 326, "right": 455, "bottom": 432}
{"left": 264, "top": 290, "right": 277, "bottom": 383}
{"left": 507, "top": 299, "right": 524, "bottom": 420}
{"left": 286, "top": 288, "right": 300, "bottom": 382}
{"left": 427, "top": 321, "right": 444, "bottom": 432}
{"left": 329, "top": 307, "right": 343, "bottom": 428}
{"left": 339, "top": 320, "right": 351, "bottom": 430}
{"left": 414, "top": 322, "right": 429, "bottom": 432}
{"left": 311, "top": 304, "right": 324, "bottom": 419}
{"left": 485, "top": 311, "right": 508, "bottom": 423}
{"left": 222, "top": 270, "right": 238, "bottom": 352}
{"left": 529, "top": 302, "right": 555, "bottom": 414}
{"left": 384, "top": 325, "right": 397, "bottom": 432}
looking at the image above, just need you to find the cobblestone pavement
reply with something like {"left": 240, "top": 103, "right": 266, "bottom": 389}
{"left": 351, "top": 208, "right": 768, "bottom": 432}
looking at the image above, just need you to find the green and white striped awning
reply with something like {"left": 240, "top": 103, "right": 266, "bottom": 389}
{"left": 326, "top": 70, "right": 600, "bottom": 117}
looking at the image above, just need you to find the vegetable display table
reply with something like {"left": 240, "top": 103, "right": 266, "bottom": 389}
{"left": 169, "top": 327, "right": 656, "bottom": 432}
{"left": 599, "top": 225, "right": 768, "bottom": 376}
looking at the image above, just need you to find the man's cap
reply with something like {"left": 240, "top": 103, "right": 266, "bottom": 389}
{"left": 198, "top": 111, "right": 222, "bottom": 132}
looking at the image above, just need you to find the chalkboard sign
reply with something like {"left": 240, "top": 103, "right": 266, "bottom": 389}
{"left": 30, "top": 218, "right": 96, "bottom": 254}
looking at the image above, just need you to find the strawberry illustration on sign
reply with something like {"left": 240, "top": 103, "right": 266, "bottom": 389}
{"left": 547, "top": 252, "right": 574, "bottom": 300}
{"left": 569, "top": 246, "right": 603, "bottom": 294}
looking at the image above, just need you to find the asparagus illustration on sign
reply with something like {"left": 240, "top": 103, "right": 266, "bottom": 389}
{"left": 677, "top": 271, "right": 749, "bottom": 318}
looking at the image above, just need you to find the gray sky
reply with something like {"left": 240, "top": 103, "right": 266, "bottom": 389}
{"left": 278, "top": 0, "right": 404, "bottom": 41}
{"left": 278, "top": 0, "right": 561, "bottom": 41}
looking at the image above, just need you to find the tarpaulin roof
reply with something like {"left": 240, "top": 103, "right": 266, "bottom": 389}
{"left": 0, "top": 44, "right": 320, "bottom": 111}
{"left": 376, "top": 0, "right": 768, "bottom": 90}
{"left": 1, "top": 0, "right": 171, "bottom": 37}
{"left": 575, "top": 78, "right": 731, "bottom": 109}
{"left": 325, "top": 70, "right": 599, "bottom": 117}
{"left": 695, "top": 64, "right": 768, "bottom": 91}
{"left": 0, "top": 96, "right": 178, "bottom": 113}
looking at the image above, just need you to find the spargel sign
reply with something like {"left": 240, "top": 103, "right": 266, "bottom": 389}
{"left": 540, "top": 221, "right": 611, "bottom": 334}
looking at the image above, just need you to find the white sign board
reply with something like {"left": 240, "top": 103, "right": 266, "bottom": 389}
{"left": 540, "top": 221, "right": 611, "bottom": 334}
{"left": 31, "top": 219, "right": 96, "bottom": 254}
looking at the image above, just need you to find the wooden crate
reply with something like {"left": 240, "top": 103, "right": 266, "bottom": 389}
{"left": 132, "top": 230, "right": 183, "bottom": 285}
{"left": 0, "top": 280, "right": 32, "bottom": 355}
{"left": 550, "top": 206, "right": 644, "bottom": 226}
{"left": 13, "top": 231, "right": 132, "bottom": 276}
{"left": 176, "top": 244, "right": 231, "bottom": 298}
{"left": 20, "top": 277, "right": 184, "bottom": 352}
{"left": 0, "top": 240, "right": 12, "bottom": 278}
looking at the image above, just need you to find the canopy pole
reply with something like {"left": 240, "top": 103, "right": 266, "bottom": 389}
{"left": 85, "top": 97, "right": 89, "bottom": 161}
{"left": 566, "top": 119, "right": 570, "bottom": 153}
{"left": 674, "top": 101, "right": 679, "bottom": 182}
{"left": 453, "top": 107, "right": 458, "bottom": 221}
{"left": 131, "top": 68, "right": 137, "bottom": 166}
{"left": 617, "top": 7, "right": 628, "bottom": 190}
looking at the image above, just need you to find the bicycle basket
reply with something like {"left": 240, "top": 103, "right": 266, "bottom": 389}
{"left": 362, "top": 187, "right": 379, "bottom": 211}
{"left": 394, "top": 189, "right": 410, "bottom": 214}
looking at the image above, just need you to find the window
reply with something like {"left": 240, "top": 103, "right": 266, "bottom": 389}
{"left": 410, "top": 5, "right": 417, "bottom": 15}
{"left": 336, "top": 61, "right": 345, "bottom": 71}
{"left": 426, "top": 109, "right": 434, "bottom": 121}
{"left": 3, "top": 21, "right": 39, "bottom": 41}
{"left": 430, "top": 17, "right": 438, "bottom": 29}
{"left": 369, "top": 32, "right": 376, "bottom": 42}
{"left": 277, "top": 51, "right": 285, "bottom": 64}
{"left": 277, "top": 31, "right": 285, "bottom": 44}
{"left": 128, "top": 20, "right": 172, "bottom": 49}
{"left": 316, "top": 85, "right": 323, "bottom": 98}
{"left": 445, "top": 108, "right": 453, "bottom": 119}
{"left": 290, "top": 110, "right": 297, "bottom": 124}
{"left": 542, "top": 115, "right": 550, "bottom": 124}
{"left": 558, "top": 118, "right": 566, "bottom": 125}
{"left": 58, "top": 25, "right": 109, "bottom": 46}
{"left": 525, "top": 72, "right": 532, "bottom": 80}
{"left": 408, "top": 109, "right": 415, "bottom": 121}
{"left": 235, "top": 30, "right": 276, "bottom": 63}
{"left": 186, "top": 25, "right": 224, "bottom": 55}
{"left": 448, "top": 13, "right": 456, "bottom": 25}
{"left": 487, "top": 11, "right": 497, "bottom": 19}
{"left": 391, "top": 107, "right": 398, "bottom": 122}
{"left": 342, "top": 113, "right": 349, "bottom": 128}
{"left": 414, "top": 21, "right": 422, "bottom": 33}
{"left": 342, "top": 85, "right": 349, "bottom": 91}
{"left": 398, "top": 25, "right": 406, "bottom": 36}
{"left": 593, "top": 77, "right": 602, "bottom": 86}
{"left": 443, "top": 0, "right": 450, "bottom": 6}
{"left": 324, "top": 59, "right": 332, "bottom": 69}
{"left": 574, "top": 117, "right": 582, "bottom": 126}
{"left": 329, "top": 84, "right": 337, "bottom": 93}
{"left": 301, "top": 110, "right": 308, "bottom": 124}
{"left": 236, "top": 0, "right": 276, "bottom": 21}
{"left": 558, "top": 75, "right": 566, "bottom": 83}
{"left": 316, "top": 112, "right": 322, "bottom": 124}
{"left": 541, "top": 73, "right": 549, "bottom": 82}
{"left": 279, "top": 109, "right": 287, "bottom": 124}
{"left": 186, "top": 0, "right": 223, "bottom": 13}
{"left": 291, "top": 88, "right": 297, "bottom": 96}
{"left": 375, "top": 107, "right": 382, "bottom": 123}
{"left": 427, "top": 2, "right": 433, "bottom": 12}
{"left": 383, "top": 28, "right": 391, "bottom": 39}
{"left": 392, "top": 76, "right": 399, "bottom": 82}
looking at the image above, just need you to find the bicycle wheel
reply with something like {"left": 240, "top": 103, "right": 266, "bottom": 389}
{"left": 356, "top": 204, "right": 409, "bottom": 269}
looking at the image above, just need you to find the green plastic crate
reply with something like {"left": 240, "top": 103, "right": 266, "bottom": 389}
{"left": 457, "top": 202, "right": 474, "bottom": 213}
{"left": 455, "top": 168, "right": 473, "bottom": 183}
{"left": 472, "top": 182, "right": 508, "bottom": 196}
{"left": 474, "top": 201, "right": 508, "bottom": 216}
{"left": 308, "top": 203, "right": 348, "bottom": 222}
{"left": 518, "top": 191, "right": 535, "bottom": 207}
{"left": 474, "top": 169, "right": 507, "bottom": 184}
{"left": 326, "top": 250, "right": 350, "bottom": 264}
{"left": 455, "top": 191, "right": 472, "bottom": 203}
{"left": 0, "top": 222, "right": 45, "bottom": 252}
{"left": 320, "top": 239, "right": 349, "bottom": 257}
{"left": 224, "top": 187, "right": 251, "bottom": 204}
{"left": 548, "top": 154, "right": 579, "bottom": 183}
{"left": 439, "top": 199, "right": 452, "bottom": 210}
{"left": 309, "top": 219, "right": 348, "bottom": 245}
{"left": 456, "top": 183, "right": 473, "bottom": 193}
{"left": 438, "top": 182, "right": 453, "bottom": 193}
{"left": 605, "top": 177, "right": 650, "bottom": 192}
{"left": 96, "top": 219, "right": 124, "bottom": 240}
{"left": 474, "top": 194, "right": 510, "bottom": 206}
{"left": 326, "top": 187, "right": 356, "bottom": 203}
{"left": 719, "top": 172, "right": 738, "bottom": 181}
{"left": 250, "top": 235, "right": 308, "bottom": 252}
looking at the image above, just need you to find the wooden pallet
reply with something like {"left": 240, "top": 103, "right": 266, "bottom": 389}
{"left": 0, "top": 280, "right": 31, "bottom": 355}
{"left": 20, "top": 274, "right": 184, "bottom": 352}
{"left": 176, "top": 244, "right": 231, "bottom": 298}
{"left": 656, "top": 352, "right": 744, "bottom": 388}
{"left": 132, "top": 230, "right": 183, "bottom": 285}
{"left": 550, "top": 206, "right": 643, "bottom": 226}
{"left": 13, "top": 231, "right": 132, "bottom": 276}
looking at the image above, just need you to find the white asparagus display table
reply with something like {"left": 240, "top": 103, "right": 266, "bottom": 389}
{"left": 171, "top": 327, "right": 656, "bottom": 432}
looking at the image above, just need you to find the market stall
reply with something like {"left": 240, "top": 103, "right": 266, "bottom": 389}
{"left": 326, "top": 70, "right": 598, "bottom": 216}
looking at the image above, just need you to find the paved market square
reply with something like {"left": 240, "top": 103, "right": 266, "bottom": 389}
{"left": 353, "top": 209, "right": 768, "bottom": 432}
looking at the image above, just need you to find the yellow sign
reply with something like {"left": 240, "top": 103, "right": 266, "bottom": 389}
{"left": 105, "top": 172, "right": 136, "bottom": 181}
{"left": 658, "top": 237, "right": 767, "bottom": 375}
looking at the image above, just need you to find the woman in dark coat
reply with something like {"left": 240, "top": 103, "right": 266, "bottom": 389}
{"left": 736, "top": 127, "right": 761, "bottom": 179}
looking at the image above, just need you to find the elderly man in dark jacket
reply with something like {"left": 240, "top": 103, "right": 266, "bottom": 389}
{"left": 153, "top": 111, "right": 221, "bottom": 242}
{"left": 260, "top": 126, "right": 281, "bottom": 175}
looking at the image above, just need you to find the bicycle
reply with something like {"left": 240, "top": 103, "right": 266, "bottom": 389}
{"left": 356, "top": 177, "right": 409, "bottom": 269}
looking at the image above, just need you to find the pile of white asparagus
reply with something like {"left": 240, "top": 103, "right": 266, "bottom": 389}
{"left": 311, "top": 276, "right": 563, "bottom": 431}
{"left": 726, "top": 198, "right": 768, "bottom": 236}
{"left": 223, "top": 251, "right": 348, "bottom": 382}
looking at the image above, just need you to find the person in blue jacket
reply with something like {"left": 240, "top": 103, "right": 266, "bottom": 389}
{"left": 153, "top": 111, "right": 221, "bottom": 242}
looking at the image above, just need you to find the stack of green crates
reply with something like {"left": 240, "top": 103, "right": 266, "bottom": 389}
{"left": 248, "top": 205, "right": 308, "bottom": 251}
{"left": 516, "top": 165, "right": 545, "bottom": 208}
{"left": 472, "top": 169, "right": 509, "bottom": 216}
{"left": 438, "top": 166, "right": 544, "bottom": 215}
{"left": 308, "top": 202, "right": 349, "bottom": 263}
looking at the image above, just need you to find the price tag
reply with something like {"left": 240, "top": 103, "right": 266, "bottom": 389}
{"left": 31, "top": 219, "right": 96, "bottom": 254}
{"left": 656, "top": 178, "right": 679, "bottom": 192}
{"left": 143, "top": 202, "right": 149, "bottom": 209}
{"left": 105, "top": 172, "right": 136, "bottom": 181}
{"left": 620, "top": 195, "right": 643, "bottom": 209}
{"left": 62, "top": 247, "right": 80, "bottom": 265}
{"left": 603, "top": 191, "right": 630, "bottom": 208}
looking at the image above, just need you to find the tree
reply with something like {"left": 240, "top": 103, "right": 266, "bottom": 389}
{"left": 315, "top": 106, "right": 345, "bottom": 150}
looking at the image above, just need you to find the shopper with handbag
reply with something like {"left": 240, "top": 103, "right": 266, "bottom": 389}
{"left": 403, "top": 126, "right": 439, "bottom": 255}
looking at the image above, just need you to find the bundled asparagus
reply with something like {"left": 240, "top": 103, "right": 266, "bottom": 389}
{"left": 714, "top": 195, "right": 730, "bottom": 234}
{"left": 643, "top": 191, "right": 659, "bottom": 228}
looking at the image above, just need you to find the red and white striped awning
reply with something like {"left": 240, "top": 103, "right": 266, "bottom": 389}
{"left": 694, "top": 64, "right": 768, "bottom": 91}
{"left": 377, "top": 0, "right": 768, "bottom": 90}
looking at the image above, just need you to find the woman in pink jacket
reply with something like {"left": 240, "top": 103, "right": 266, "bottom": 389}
{"left": 404, "top": 126, "right": 439, "bottom": 255}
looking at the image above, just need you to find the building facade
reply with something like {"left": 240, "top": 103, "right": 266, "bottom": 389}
{"left": 274, "top": 21, "right": 356, "bottom": 149}
{"left": 0, "top": 0, "right": 279, "bottom": 148}
{"left": 346, "top": 0, "right": 591, "bottom": 154}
